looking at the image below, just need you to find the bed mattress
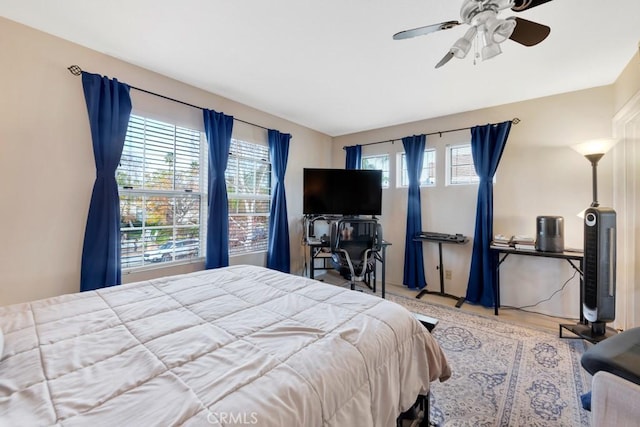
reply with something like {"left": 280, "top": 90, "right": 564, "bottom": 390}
{"left": 0, "top": 265, "right": 450, "bottom": 426}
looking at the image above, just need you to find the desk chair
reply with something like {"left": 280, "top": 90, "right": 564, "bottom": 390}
{"left": 330, "top": 218, "right": 382, "bottom": 290}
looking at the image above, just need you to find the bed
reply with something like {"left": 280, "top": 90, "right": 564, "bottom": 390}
{"left": 0, "top": 265, "right": 450, "bottom": 426}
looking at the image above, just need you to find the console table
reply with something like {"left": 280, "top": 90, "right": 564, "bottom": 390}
{"left": 490, "top": 244, "right": 585, "bottom": 319}
{"left": 306, "top": 239, "right": 391, "bottom": 298}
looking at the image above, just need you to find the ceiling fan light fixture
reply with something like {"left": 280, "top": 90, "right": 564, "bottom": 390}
{"left": 451, "top": 26, "right": 478, "bottom": 58}
{"left": 487, "top": 16, "right": 517, "bottom": 43}
{"left": 393, "top": 0, "right": 555, "bottom": 68}
{"left": 482, "top": 42, "right": 502, "bottom": 60}
{"left": 481, "top": 29, "right": 503, "bottom": 60}
{"left": 451, "top": 38, "right": 472, "bottom": 59}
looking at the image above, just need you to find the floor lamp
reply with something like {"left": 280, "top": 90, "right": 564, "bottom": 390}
{"left": 561, "top": 139, "right": 619, "bottom": 342}
{"left": 572, "top": 139, "right": 619, "bottom": 207}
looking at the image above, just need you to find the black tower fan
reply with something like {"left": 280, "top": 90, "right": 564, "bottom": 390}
{"left": 582, "top": 206, "right": 616, "bottom": 336}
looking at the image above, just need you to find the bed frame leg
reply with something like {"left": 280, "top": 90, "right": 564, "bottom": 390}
{"left": 418, "top": 392, "right": 430, "bottom": 427}
{"left": 397, "top": 392, "right": 431, "bottom": 427}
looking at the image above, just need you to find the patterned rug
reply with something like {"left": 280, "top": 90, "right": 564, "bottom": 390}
{"left": 387, "top": 293, "right": 592, "bottom": 427}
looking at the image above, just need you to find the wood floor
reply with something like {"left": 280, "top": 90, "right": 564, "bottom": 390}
{"left": 319, "top": 270, "right": 575, "bottom": 335}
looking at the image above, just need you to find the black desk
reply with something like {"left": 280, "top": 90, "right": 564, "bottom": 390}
{"left": 491, "top": 245, "right": 585, "bottom": 318}
{"left": 414, "top": 234, "right": 468, "bottom": 307}
{"left": 307, "top": 240, "right": 332, "bottom": 280}
{"left": 307, "top": 239, "right": 391, "bottom": 298}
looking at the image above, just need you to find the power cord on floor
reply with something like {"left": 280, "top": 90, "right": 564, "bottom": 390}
{"left": 501, "top": 306, "right": 580, "bottom": 322}
{"left": 500, "top": 270, "right": 580, "bottom": 321}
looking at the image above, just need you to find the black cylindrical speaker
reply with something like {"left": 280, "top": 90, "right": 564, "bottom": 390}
{"left": 535, "top": 216, "right": 564, "bottom": 252}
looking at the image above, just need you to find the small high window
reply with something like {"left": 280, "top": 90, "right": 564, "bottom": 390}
{"left": 397, "top": 149, "right": 436, "bottom": 187}
{"left": 362, "top": 154, "right": 390, "bottom": 188}
{"left": 447, "top": 144, "right": 480, "bottom": 185}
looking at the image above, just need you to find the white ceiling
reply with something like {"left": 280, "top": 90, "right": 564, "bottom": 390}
{"left": 2, "top": 0, "right": 639, "bottom": 136}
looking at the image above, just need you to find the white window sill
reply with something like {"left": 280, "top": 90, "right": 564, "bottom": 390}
{"left": 122, "top": 256, "right": 205, "bottom": 275}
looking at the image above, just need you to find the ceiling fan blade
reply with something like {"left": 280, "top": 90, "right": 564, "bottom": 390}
{"left": 393, "top": 21, "right": 461, "bottom": 40}
{"left": 435, "top": 51, "right": 455, "bottom": 69}
{"left": 509, "top": 17, "right": 550, "bottom": 46}
{"left": 511, "top": 0, "right": 553, "bottom": 12}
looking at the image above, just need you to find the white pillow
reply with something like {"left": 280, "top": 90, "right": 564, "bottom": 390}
{"left": 0, "top": 327, "right": 4, "bottom": 359}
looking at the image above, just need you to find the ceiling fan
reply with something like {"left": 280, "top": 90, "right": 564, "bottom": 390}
{"left": 393, "top": 0, "right": 553, "bottom": 68}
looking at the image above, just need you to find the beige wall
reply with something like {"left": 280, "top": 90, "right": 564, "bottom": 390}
{"left": 613, "top": 48, "right": 640, "bottom": 113}
{"left": 333, "top": 86, "right": 617, "bottom": 320}
{"left": 1, "top": 16, "right": 637, "bottom": 326}
{"left": 0, "top": 17, "right": 332, "bottom": 305}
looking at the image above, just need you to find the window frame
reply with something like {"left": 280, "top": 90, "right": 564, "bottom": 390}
{"left": 396, "top": 148, "right": 436, "bottom": 188}
{"left": 361, "top": 153, "right": 390, "bottom": 188}
{"left": 225, "top": 138, "right": 272, "bottom": 256}
{"left": 118, "top": 114, "right": 208, "bottom": 271}
{"left": 446, "top": 143, "right": 482, "bottom": 186}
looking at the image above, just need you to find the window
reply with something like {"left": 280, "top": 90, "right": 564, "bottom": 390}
{"left": 361, "top": 154, "right": 390, "bottom": 188}
{"left": 447, "top": 144, "right": 479, "bottom": 185}
{"left": 397, "top": 149, "right": 436, "bottom": 187}
{"left": 226, "top": 139, "right": 271, "bottom": 255}
{"left": 117, "top": 115, "right": 206, "bottom": 269}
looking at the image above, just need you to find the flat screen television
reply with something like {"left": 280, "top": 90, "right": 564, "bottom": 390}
{"left": 303, "top": 168, "right": 382, "bottom": 216}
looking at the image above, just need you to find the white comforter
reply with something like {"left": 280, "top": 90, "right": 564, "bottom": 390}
{"left": 0, "top": 265, "right": 450, "bottom": 426}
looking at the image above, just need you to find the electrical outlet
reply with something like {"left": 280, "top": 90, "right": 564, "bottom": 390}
{"left": 445, "top": 270, "right": 452, "bottom": 280}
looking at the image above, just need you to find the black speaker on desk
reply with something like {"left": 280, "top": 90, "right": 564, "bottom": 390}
{"left": 536, "top": 216, "right": 564, "bottom": 252}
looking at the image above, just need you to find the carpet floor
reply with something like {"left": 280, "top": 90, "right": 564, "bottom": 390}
{"left": 387, "top": 292, "right": 592, "bottom": 426}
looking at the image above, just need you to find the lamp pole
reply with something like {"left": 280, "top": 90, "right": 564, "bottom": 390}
{"left": 585, "top": 153, "right": 604, "bottom": 208}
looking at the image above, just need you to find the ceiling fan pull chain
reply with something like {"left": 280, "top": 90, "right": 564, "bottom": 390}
{"left": 473, "top": 32, "right": 479, "bottom": 65}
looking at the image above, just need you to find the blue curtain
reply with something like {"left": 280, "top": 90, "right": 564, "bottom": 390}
{"left": 267, "top": 130, "right": 291, "bottom": 272}
{"left": 402, "top": 135, "right": 427, "bottom": 289}
{"left": 345, "top": 145, "right": 362, "bottom": 169}
{"left": 203, "top": 109, "right": 234, "bottom": 269}
{"left": 465, "top": 121, "right": 512, "bottom": 307}
{"left": 80, "top": 72, "right": 132, "bottom": 292}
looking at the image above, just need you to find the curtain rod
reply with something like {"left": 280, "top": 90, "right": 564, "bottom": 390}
{"left": 67, "top": 65, "right": 270, "bottom": 131}
{"left": 342, "top": 117, "right": 521, "bottom": 150}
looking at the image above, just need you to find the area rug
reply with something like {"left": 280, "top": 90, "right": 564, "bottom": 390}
{"left": 387, "top": 293, "right": 592, "bottom": 427}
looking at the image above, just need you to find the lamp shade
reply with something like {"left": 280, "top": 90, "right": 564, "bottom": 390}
{"left": 571, "top": 138, "right": 619, "bottom": 156}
